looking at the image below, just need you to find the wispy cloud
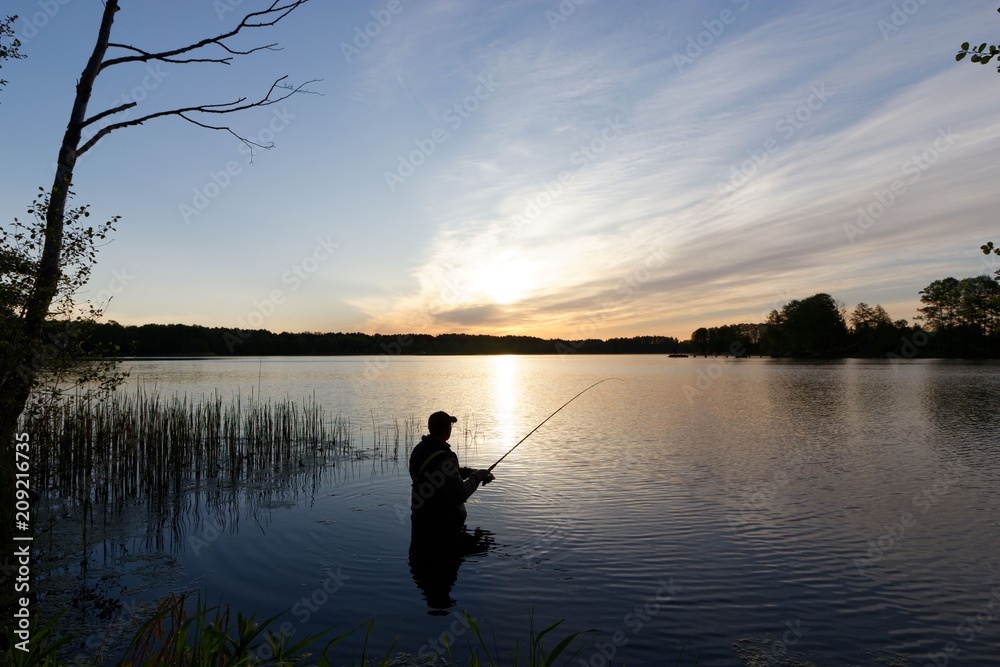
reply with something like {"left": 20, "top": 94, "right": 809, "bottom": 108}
{"left": 7, "top": 1, "right": 997, "bottom": 338}
{"left": 349, "top": 2, "right": 1000, "bottom": 338}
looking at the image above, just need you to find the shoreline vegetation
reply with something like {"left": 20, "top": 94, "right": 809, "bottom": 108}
{"left": 71, "top": 276, "right": 1000, "bottom": 359}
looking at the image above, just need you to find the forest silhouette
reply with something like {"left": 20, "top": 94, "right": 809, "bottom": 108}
{"left": 71, "top": 275, "right": 1000, "bottom": 359}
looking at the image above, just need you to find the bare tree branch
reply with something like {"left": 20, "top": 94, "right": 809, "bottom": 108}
{"left": 176, "top": 113, "right": 275, "bottom": 154}
{"left": 76, "top": 76, "right": 321, "bottom": 157}
{"left": 107, "top": 42, "right": 232, "bottom": 66}
{"left": 100, "top": 0, "right": 308, "bottom": 72}
{"left": 80, "top": 1, "right": 316, "bottom": 147}
{"left": 106, "top": 40, "right": 284, "bottom": 66}
{"left": 81, "top": 101, "right": 137, "bottom": 130}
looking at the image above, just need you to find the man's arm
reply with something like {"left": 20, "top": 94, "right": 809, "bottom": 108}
{"left": 460, "top": 465, "right": 494, "bottom": 486}
{"left": 441, "top": 458, "right": 481, "bottom": 502}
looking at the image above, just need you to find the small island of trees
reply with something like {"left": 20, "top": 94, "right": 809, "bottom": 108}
{"left": 691, "top": 274, "right": 999, "bottom": 358}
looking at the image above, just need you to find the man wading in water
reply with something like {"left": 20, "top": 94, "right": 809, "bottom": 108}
{"left": 408, "top": 411, "right": 494, "bottom": 612}
{"left": 409, "top": 411, "right": 494, "bottom": 530}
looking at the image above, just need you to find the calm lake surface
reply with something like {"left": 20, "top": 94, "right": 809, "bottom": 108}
{"left": 44, "top": 356, "right": 1000, "bottom": 665}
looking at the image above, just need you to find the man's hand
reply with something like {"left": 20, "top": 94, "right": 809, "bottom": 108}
{"left": 473, "top": 469, "right": 495, "bottom": 485}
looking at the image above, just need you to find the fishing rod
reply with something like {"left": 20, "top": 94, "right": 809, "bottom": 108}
{"left": 487, "top": 377, "right": 621, "bottom": 474}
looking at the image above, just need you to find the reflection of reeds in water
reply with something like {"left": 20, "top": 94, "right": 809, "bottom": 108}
{"left": 366, "top": 410, "right": 416, "bottom": 462}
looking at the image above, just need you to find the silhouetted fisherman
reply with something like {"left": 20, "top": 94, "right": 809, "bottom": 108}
{"left": 408, "top": 411, "right": 495, "bottom": 613}
{"left": 408, "top": 411, "right": 494, "bottom": 530}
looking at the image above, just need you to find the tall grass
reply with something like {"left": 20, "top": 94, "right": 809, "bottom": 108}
{"left": 19, "top": 388, "right": 415, "bottom": 512}
{"left": 21, "top": 386, "right": 493, "bottom": 515}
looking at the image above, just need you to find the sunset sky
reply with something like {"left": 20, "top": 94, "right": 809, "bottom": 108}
{"left": 2, "top": 0, "right": 999, "bottom": 341}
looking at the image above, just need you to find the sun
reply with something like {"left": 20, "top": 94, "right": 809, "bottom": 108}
{"left": 471, "top": 258, "right": 535, "bottom": 305}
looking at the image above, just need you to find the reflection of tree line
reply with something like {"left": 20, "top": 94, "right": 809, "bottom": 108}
{"left": 691, "top": 276, "right": 1000, "bottom": 358}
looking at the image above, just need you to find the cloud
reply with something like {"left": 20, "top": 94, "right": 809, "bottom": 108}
{"left": 22, "top": 2, "right": 993, "bottom": 338}
{"left": 302, "top": 0, "right": 999, "bottom": 340}
{"left": 435, "top": 303, "right": 508, "bottom": 327}
{"left": 351, "top": 2, "right": 1000, "bottom": 338}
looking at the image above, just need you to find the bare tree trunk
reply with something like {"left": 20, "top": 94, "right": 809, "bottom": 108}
{"left": 2, "top": 1, "right": 311, "bottom": 643}
{"left": 25, "top": 2, "right": 118, "bottom": 350}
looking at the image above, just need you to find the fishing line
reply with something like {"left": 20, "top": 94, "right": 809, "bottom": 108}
{"left": 487, "top": 377, "right": 621, "bottom": 473}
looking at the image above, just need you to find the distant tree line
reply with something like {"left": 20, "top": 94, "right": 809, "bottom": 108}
{"left": 690, "top": 275, "right": 1000, "bottom": 359}
{"left": 690, "top": 323, "right": 762, "bottom": 356}
{"left": 80, "top": 323, "right": 685, "bottom": 357}
{"left": 71, "top": 274, "right": 1000, "bottom": 360}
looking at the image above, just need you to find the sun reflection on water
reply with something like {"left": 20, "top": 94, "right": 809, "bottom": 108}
{"left": 491, "top": 355, "right": 519, "bottom": 451}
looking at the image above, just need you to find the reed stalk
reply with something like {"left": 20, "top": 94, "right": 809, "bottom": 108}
{"left": 20, "top": 388, "right": 378, "bottom": 513}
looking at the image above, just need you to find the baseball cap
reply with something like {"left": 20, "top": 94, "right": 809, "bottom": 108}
{"left": 428, "top": 411, "right": 458, "bottom": 432}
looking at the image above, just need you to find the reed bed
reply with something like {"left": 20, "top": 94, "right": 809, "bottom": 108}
{"left": 19, "top": 388, "right": 414, "bottom": 513}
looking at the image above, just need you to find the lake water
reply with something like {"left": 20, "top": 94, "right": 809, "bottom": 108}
{"left": 41, "top": 355, "right": 1000, "bottom": 665}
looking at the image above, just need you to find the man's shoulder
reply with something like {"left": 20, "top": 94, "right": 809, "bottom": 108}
{"left": 410, "top": 436, "right": 460, "bottom": 474}
{"left": 410, "top": 436, "right": 453, "bottom": 463}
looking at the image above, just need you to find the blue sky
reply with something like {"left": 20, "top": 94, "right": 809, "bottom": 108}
{"left": 2, "top": 0, "right": 999, "bottom": 340}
